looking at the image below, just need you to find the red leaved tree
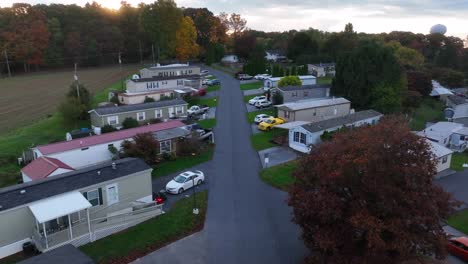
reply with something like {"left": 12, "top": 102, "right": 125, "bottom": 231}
{"left": 121, "top": 133, "right": 159, "bottom": 164}
{"left": 289, "top": 116, "right": 457, "bottom": 264}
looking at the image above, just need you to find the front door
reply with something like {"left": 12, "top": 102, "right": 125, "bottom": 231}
{"left": 106, "top": 184, "right": 119, "bottom": 206}
{"left": 168, "top": 107, "right": 175, "bottom": 118}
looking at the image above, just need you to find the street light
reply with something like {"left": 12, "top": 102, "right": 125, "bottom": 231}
{"left": 192, "top": 153, "right": 199, "bottom": 215}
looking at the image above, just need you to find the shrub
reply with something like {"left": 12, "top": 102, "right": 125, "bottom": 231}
{"left": 162, "top": 152, "right": 176, "bottom": 161}
{"left": 177, "top": 135, "right": 202, "bottom": 156}
{"left": 59, "top": 97, "right": 87, "bottom": 125}
{"left": 278, "top": 76, "right": 302, "bottom": 87}
{"left": 110, "top": 95, "right": 120, "bottom": 105}
{"left": 121, "top": 133, "right": 160, "bottom": 164}
{"left": 144, "top": 96, "right": 156, "bottom": 103}
{"left": 149, "top": 118, "right": 162, "bottom": 124}
{"left": 101, "top": 124, "right": 117, "bottom": 134}
{"left": 122, "top": 117, "right": 139, "bottom": 129}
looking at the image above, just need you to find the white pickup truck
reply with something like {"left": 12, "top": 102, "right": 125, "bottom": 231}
{"left": 187, "top": 105, "right": 210, "bottom": 116}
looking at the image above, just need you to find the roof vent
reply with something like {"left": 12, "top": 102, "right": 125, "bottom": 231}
{"left": 112, "top": 162, "right": 116, "bottom": 170}
{"left": 97, "top": 171, "right": 101, "bottom": 176}
{"left": 20, "top": 190, "right": 26, "bottom": 194}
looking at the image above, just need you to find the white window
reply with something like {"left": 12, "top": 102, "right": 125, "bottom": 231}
{"left": 137, "top": 112, "right": 146, "bottom": 121}
{"left": 107, "top": 116, "right": 119, "bottom": 125}
{"left": 84, "top": 189, "right": 101, "bottom": 207}
{"left": 155, "top": 109, "right": 163, "bottom": 118}
{"left": 293, "top": 132, "right": 306, "bottom": 144}
{"left": 160, "top": 140, "right": 171, "bottom": 153}
{"left": 334, "top": 108, "right": 337, "bottom": 115}
{"left": 106, "top": 184, "right": 119, "bottom": 206}
{"left": 284, "top": 111, "right": 290, "bottom": 118}
{"left": 176, "top": 106, "right": 184, "bottom": 114}
{"left": 442, "top": 156, "right": 448, "bottom": 164}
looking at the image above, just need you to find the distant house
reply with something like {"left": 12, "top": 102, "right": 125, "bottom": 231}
{"left": 417, "top": 122, "right": 468, "bottom": 152}
{"left": 425, "top": 139, "right": 453, "bottom": 174}
{"left": 263, "top": 75, "right": 317, "bottom": 90}
{"left": 265, "top": 50, "right": 287, "bottom": 62}
{"left": 0, "top": 158, "right": 161, "bottom": 258}
{"left": 89, "top": 99, "right": 188, "bottom": 128}
{"left": 32, "top": 121, "right": 189, "bottom": 169}
{"left": 288, "top": 110, "right": 382, "bottom": 153}
{"left": 275, "top": 97, "right": 351, "bottom": 123}
{"left": 307, "top": 63, "right": 336, "bottom": 77}
{"left": 221, "top": 55, "right": 239, "bottom": 63}
{"left": 276, "top": 84, "right": 330, "bottom": 103}
{"left": 139, "top": 63, "right": 200, "bottom": 79}
{"left": 21, "top": 157, "right": 74, "bottom": 183}
{"left": 430, "top": 80, "right": 453, "bottom": 102}
{"left": 445, "top": 95, "right": 468, "bottom": 123}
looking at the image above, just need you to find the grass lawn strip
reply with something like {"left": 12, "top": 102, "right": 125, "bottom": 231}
{"left": 197, "top": 118, "right": 216, "bottom": 129}
{"left": 246, "top": 109, "right": 276, "bottom": 123}
{"left": 450, "top": 152, "right": 468, "bottom": 171}
{"left": 240, "top": 81, "right": 262, "bottom": 91}
{"left": 80, "top": 191, "right": 208, "bottom": 264}
{"left": 317, "top": 76, "right": 333, "bottom": 85}
{"left": 152, "top": 147, "right": 214, "bottom": 178}
{"left": 447, "top": 209, "right": 468, "bottom": 235}
{"left": 188, "top": 97, "right": 218, "bottom": 107}
{"left": 205, "top": 84, "right": 220, "bottom": 92}
{"left": 251, "top": 130, "right": 276, "bottom": 151}
{"left": 260, "top": 160, "right": 298, "bottom": 191}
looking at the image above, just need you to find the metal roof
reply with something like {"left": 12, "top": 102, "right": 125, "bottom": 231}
{"left": 301, "top": 110, "right": 382, "bottom": 133}
{"left": 276, "top": 97, "right": 350, "bottom": 111}
{"left": 425, "top": 139, "right": 453, "bottom": 158}
{"left": 0, "top": 158, "right": 150, "bottom": 212}
{"left": 154, "top": 127, "right": 190, "bottom": 141}
{"left": 277, "top": 84, "right": 331, "bottom": 92}
{"left": 447, "top": 95, "right": 468, "bottom": 105}
{"left": 91, "top": 99, "right": 187, "bottom": 116}
{"left": 21, "top": 157, "right": 74, "bottom": 181}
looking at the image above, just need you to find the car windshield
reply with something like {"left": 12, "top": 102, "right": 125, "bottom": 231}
{"left": 265, "top": 119, "right": 274, "bottom": 124}
{"left": 174, "top": 175, "right": 187, "bottom": 183}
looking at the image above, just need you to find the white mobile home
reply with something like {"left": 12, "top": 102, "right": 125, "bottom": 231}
{"left": 263, "top": 75, "right": 316, "bottom": 90}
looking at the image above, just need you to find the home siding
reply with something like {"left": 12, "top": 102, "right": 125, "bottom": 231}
{"left": 0, "top": 207, "right": 35, "bottom": 251}
{"left": 119, "top": 91, "right": 175, "bottom": 105}
{"left": 436, "top": 154, "right": 452, "bottom": 173}
{"left": 90, "top": 112, "right": 105, "bottom": 128}
{"left": 279, "top": 87, "right": 329, "bottom": 103}
{"left": 278, "top": 103, "right": 350, "bottom": 122}
{"left": 140, "top": 67, "right": 200, "bottom": 79}
{"left": 126, "top": 79, "right": 185, "bottom": 93}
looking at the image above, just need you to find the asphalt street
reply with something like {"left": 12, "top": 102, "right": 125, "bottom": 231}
{"left": 133, "top": 67, "right": 306, "bottom": 264}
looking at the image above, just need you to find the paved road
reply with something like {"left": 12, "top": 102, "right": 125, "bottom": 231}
{"left": 436, "top": 170, "right": 468, "bottom": 209}
{"left": 133, "top": 67, "right": 306, "bottom": 263}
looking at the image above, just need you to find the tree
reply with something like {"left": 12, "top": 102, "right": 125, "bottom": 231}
{"left": 101, "top": 124, "right": 117, "bottom": 134}
{"left": 289, "top": 116, "right": 455, "bottom": 264}
{"left": 287, "top": 32, "right": 319, "bottom": 62}
{"left": 121, "top": 132, "right": 159, "bottom": 164}
{"left": 278, "top": 76, "right": 302, "bottom": 87}
{"left": 386, "top": 41, "right": 425, "bottom": 70}
{"left": 406, "top": 71, "right": 432, "bottom": 96}
{"left": 177, "top": 133, "right": 202, "bottom": 156}
{"left": 332, "top": 40, "right": 405, "bottom": 112}
{"left": 67, "top": 81, "right": 91, "bottom": 108}
{"left": 219, "top": 12, "right": 246, "bottom": 37}
{"left": 122, "top": 117, "right": 139, "bottom": 129}
{"left": 175, "top": 16, "right": 199, "bottom": 61}
{"left": 58, "top": 97, "right": 86, "bottom": 125}
{"left": 205, "top": 43, "right": 225, "bottom": 65}
{"left": 233, "top": 31, "right": 256, "bottom": 59}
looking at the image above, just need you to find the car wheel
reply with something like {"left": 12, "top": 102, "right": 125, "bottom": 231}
{"left": 197, "top": 179, "right": 203, "bottom": 185}
{"left": 178, "top": 188, "right": 184, "bottom": 194}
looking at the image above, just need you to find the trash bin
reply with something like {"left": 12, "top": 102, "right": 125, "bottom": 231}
{"left": 22, "top": 241, "right": 36, "bottom": 256}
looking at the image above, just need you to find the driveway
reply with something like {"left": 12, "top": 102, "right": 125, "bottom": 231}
{"left": 436, "top": 170, "right": 468, "bottom": 210}
{"left": 258, "top": 146, "right": 299, "bottom": 169}
{"left": 134, "top": 66, "right": 306, "bottom": 263}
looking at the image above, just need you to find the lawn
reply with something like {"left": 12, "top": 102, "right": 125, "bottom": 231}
{"left": 447, "top": 209, "right": 468, "bottom": 235}
{"left": 450, "top": 152, "right": 468, "bottom": 171}
{"left": 151, "top": 147, "right": 214, "bottom": 178}
{"left": 188, "top": 97, "right": 218, "bottom": 107}
{"left": 260, "top": 160, "right": 298, "bottom": 191}
{"left": 197, "top": 118, "right": 216, "bottom": 129}
{"left": 409, "top": 98, "right": 445, "bottom": 130}
{"left": 251, "top": 130, "right": 276, "bottom": 151}
{"left": 317, "top": 76, "right": 333, "bottom": 85}
{"left": 240, "top": 81, "right": 262, "bottom": 90}
{"left": 205, "top": 84, "right": 220, "bottom": 92}
{"left": 246, "top": 109, "right": 276, "bottom": 123}
{"left": 80, "top": 191, "right": 208, "bottom": 263}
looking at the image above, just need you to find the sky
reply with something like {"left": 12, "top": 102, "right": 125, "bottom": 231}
{"left": 2, "top": 0, "right": 468, "bottom": 39}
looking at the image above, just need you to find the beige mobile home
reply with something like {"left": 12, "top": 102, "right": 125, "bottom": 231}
{"left": 275, "top": 97, "right": 351, "bottom": 123}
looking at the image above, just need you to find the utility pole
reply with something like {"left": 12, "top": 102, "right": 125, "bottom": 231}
{"left": 151, "top": 44, "right": 155, "bottom": 65}
{"left": 118, "top": 51, "right": 123, "bottom": 90}
{"left": 4, "top": 50, "right": 11, "bottom": 77}
{"left": 157, "top": 45, "right": 160, "bottom": 63}
{"left": 74, "top": 63, "right": 80, "bottom": 100}
{"left": 138, "top": 40, "right": 143, "bottom": 64}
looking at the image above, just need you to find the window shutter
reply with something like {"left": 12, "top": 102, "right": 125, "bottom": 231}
{"left": 98, "top": 188, "right": 103, "bottom": 205}
{"left": 83, "top": 192, "right": 88, "bottom": 199}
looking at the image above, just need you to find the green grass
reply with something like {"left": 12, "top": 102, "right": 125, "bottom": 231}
{"left": 450, "top": 152, "right": 468, "bottom": 171}
{"left": 188, "top": 97, "right": 218, "bottom": 107}
{"left": 246, "top": 109, "right": 276, "bottom": 123}
{"left": 260, "top": 161, "right": 298, "bottom": 191}
{"left": 80, "top": 191, "right": 208, "bottom": 263}
{"left": 240, "top": 81, "right": 262, "bottom": 90}
{"left": 251, "top": 130, "right": 276, "bottom": 151}
{"left": 447, "top": 209, "right": 468, "bottom": 235}
{"left": 197, "top": 118, "right": 216, "bottom": 129}
{"left": 91, "top": 76, "right": 128, "bottom": 108}
{"left": 206, "top": 84, "right": 220, "bottom": 92}
{"left": 152, "top": 147, "right": 214, "bottom": 178}
{"left": 409, "top": 98, "right": 445, "bottom": 130}
{"left": 317, "top": 76, "right": 333, "bottom": 85}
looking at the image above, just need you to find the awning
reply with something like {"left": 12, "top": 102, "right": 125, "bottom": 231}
{"left": 174, "top": 89, "right": 191, "bottom": 94}
{"left": 29, "top": 191, "right": 92, "bottom": 223}
{"left": 275, "top": 121, "right": 311, "bottom": 130}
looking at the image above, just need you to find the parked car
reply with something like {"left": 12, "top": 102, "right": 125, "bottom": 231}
{"left": 447, "top": 236, "right": 468, "bottom": 261}
{"left": 207, "top": 79, "right": 220, "bottom": 86}
{"left": 258, "top": 117, "right": 285, "bottom": 131}
{"left": 248, "top": 96, "right": 267, "bottom": 105}
{"left": 255, "top": 99, "right": 272, "bottom": 109}
{"left": 238, "top": 74, "right": 253, "bottom": 80}
{"left": 254, "top": 74, "right": 271, "bottom": 80}
{"left": 202, "top": 79, "right": 209, "bottom": 85}
{"left": 165, "top": 170, "right": 205, "bottom": 194}
{"left": 201, "top": 70, "right": 209, "bottom": 75}
{"left": 187, "top": 105, "right": 209, "bottom": 116}
{"left": 254, "top": 114, "right": 274, "bottom": 124}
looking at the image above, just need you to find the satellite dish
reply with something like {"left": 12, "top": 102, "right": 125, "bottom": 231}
{"left": 430, "top": 24, "right": 447, "bottom": 35}
{"left": 132, "top": 74, "right": 140, "bottom": 80}
{"left": 444, "top": 108, "right": 454, "bottom": 119}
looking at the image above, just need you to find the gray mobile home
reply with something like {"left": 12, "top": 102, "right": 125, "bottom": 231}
{"left": 276, "top": 84, "right": 330, "bottom": 103}
{"left": 275, "top": 97, "right": 351, "bottom": 123}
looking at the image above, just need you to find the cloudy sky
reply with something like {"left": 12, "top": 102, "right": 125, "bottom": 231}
{"left": 2, "top": 0, "right": 468, "bottom": 39}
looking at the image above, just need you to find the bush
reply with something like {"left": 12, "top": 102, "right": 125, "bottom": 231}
{"left": 122, "top": 117, "right": 139, "bottom": 129}
{"left": 278, "top": 76, "right": 302, "bottom": 87}
{"left": 197, "top": 88, "right": 207, "bottom": 96}
{"left": 177, "top": 135, "right": 202, "bottom": 156}
{"left": 121, "top": 133, "right": 160, "bottom": 164}
{"left": 144, "top": 96, "right": 156, "bottom": 103}
{"left": 59, "top": 97, "right": 87, "bottom": 125}
{"left": 149, "top": 118, "right": 162, "bottom": 124}
{"left": 110, "top": 95, "right": 120, "bottom": 105}
{"left": 101, "top": 124, "right": 117, "bottom": 134}
{"left": 162, "top": 152, "right": 176, "bottom": 161}
{"left": 403, "top": 90, "right": 423, "bottom": 109}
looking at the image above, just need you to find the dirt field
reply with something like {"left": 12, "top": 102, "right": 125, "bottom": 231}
{"left": 0, "top": 64, "right": 141, "bottom": 135}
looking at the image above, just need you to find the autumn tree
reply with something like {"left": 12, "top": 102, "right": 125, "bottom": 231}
{"left": 175, "top": 16, "right": 199, "bottom": 61}
{"left": 289, "top": 116, "right": 456, "bottom": 264}
{"left": 121, "top": 133, "right": 159, "bottom": 164}
{"left": 219, "top": 12, "right": 246, "bottom": 37}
